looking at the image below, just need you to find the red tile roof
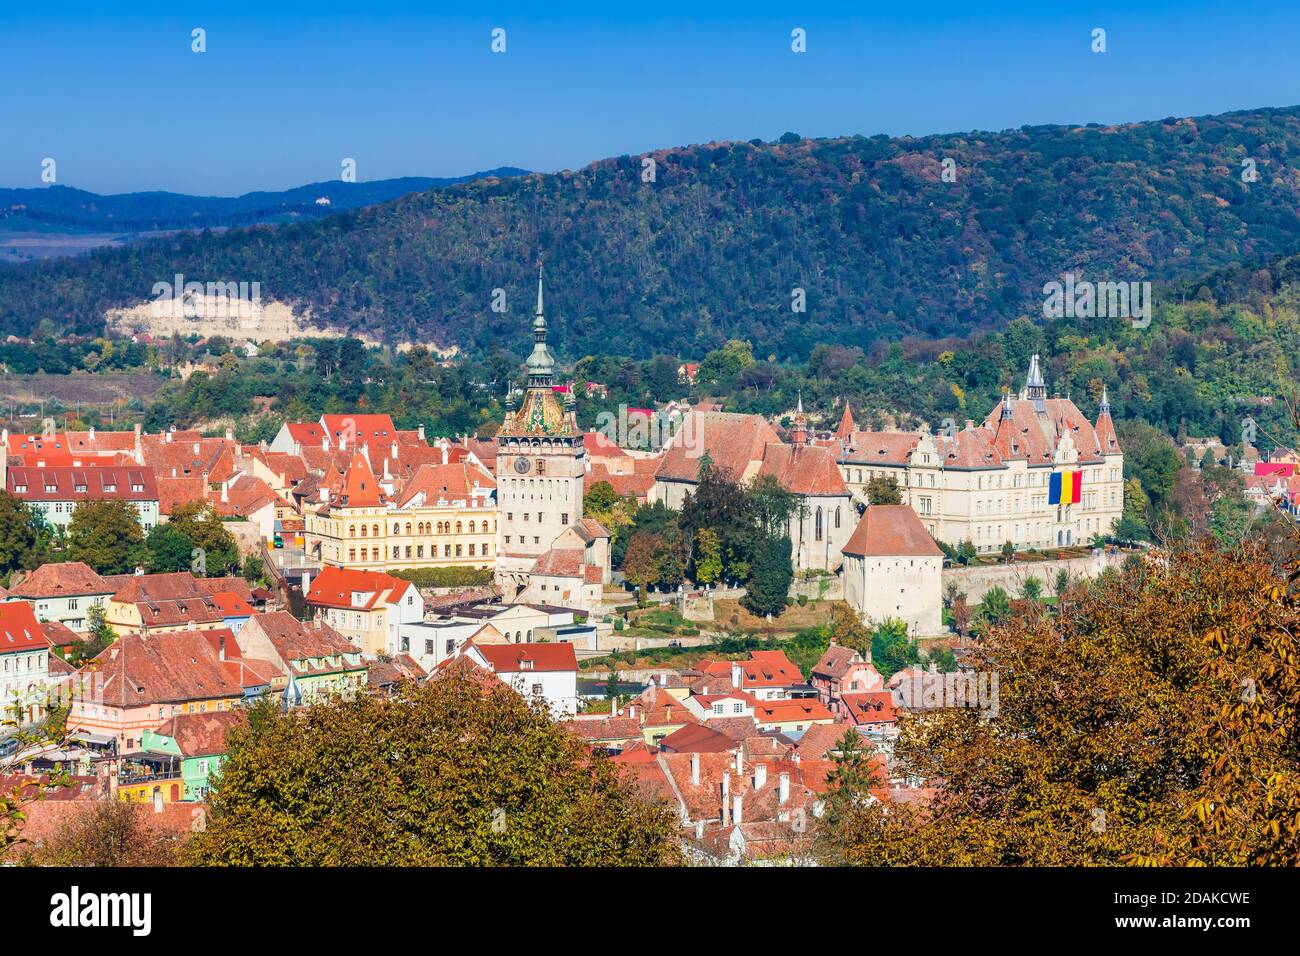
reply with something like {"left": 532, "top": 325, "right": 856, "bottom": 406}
{"left": 472, "top": 641, "right": 577, "bottom": 674}
{"left": 85, "top": 628, "right": 246, "bottom": 706}
{"left": 394, "top": 460, "right": 495, "bottom": 507}
{"left": 757, "top": 442, "right": 849, "bottom": 496}
{"left": 153, "top": 710, "right": 248, "bottom": 757}
{"left": 7, "top": 465, "right": 157, "bottom": 502}
{"left": 842, "top": 505, "right": 944, "bottom": 558}
{"left": 655, "top": 412, "right": 780, "bottom": 483}
{"left": 8, "top": 562, "right": 112, "bottom": 599}
{"left": 306, "top": 566, "right": 411, "bottom": 610}
{"left": 0, "top": 601, "right": 45, "bottom": 652}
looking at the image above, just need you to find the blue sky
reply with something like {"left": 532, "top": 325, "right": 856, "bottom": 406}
{"left": 3, "top": 0, "right": 1299, "bottom": 195}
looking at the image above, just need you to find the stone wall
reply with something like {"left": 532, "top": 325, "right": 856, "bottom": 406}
{"left": 942, "top": 549, "right": 1130, "bottom": 603}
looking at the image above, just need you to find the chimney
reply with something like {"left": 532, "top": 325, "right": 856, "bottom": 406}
{"left": 730, "top": 661, "right": 742, "bottom": 689}
{"left": 418, "top": 424, "right": 426, "bottom": 441}
{"left": 221, "top": 480, "right": 229, "bottom": 503}
{"left": 192, "top": 442, "right": 200, "bottom": 455}
{"left": 166, "top": 427, "right": 174, "bottom": 443}
{"left": 690, "top": 751, "right": 700, "bottom": 786}
{"left": 225, "top": 427, "right": 234, "bottom": 443}
{"left": 89, "top": 426, "right": 95, "bottom": 440}
{"left": 441, "top": 443, "right": 448, "bottom": 465}
{"left": 753, "top": 763, "right": 767, "bottom": 791}
{"left": 694, "top": 819, "right": 704, "bottom": 840}
{"left": 732, "top": 794, "right": 743, "bottom": 826}
{"left": 721, "top": 772, "right": 730, "bottom": 823}
{"left": 734, "top": 750, "right": 744, "bottom": 776}
{"left": 779, "top": 772, "right": 790, "bottom": 804}
{"left": 218, "top": 633, "right": 226, "bottom": 661}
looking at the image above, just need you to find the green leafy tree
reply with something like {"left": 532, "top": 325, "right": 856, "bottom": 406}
{"left": 978, "top": 586, "right": 1012, "bottom": 629}
{"left": 184, "top": 670, "right": 681, "bottom": 865}
{"left": 146, "top": 522, "right": 193, "bottom": 573}
{"left": 67, "top": 500, "right": 147, "bottom": 575}
{"left": 168, "top": 500, "right": 240, "bottom": 574}
{"left": 693, "top": 527, "right": 722, "bottom": 586}
{"left": 870, "top": 618, "right": 919, "bottom": 678}
{"left": 865, "top": 476, "right": 903, "bottom": 506}
{"left": 822, "top": 730, "right": 881, "bottom": 826}
{"left": 241, "top": 553, "right": 267, "bottom": 586}
{"left": 742, "top": 535, "right": 792, "bottom": 618}
{"left": 0, "top": 491, "right": 46, "bottom": 575}
{"left": 1020, "top": 576, "right": 1043, "bottom": 602}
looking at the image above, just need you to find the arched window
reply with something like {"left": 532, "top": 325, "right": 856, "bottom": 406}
{"left": 834, "top": 507, "right": 841, "bottom": 529}
{"left": 405, "top": 522, "right": 412, "bottom": 534}
{"left": 392, "top": 523, "right": 400, "bottom": 535}
{"left": 348, "top": 525, "right": 356, "bottom": 537}
{"left": 360, "top": 525, "right": 367, "bottom": 537}
{"left": 456, "top": 522, "right": 463, "bottom": 534}
{"left": 815, "top": 507, "right": 823, "bottom": 542}
{"left": 469, "top": 521, "right": 476, "bottom": 533}
{"left": 372, "top": 524, "right": 379, "bottom": 538}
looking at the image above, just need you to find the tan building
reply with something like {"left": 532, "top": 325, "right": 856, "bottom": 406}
{"left": 303, "top": 452, "right": 497, "bottom": 572}
{"left": 835, "top": 355, "right": 1124, "bottom": 554}
{"left": 305, "top": 566, "right": 424, "bottom": 656}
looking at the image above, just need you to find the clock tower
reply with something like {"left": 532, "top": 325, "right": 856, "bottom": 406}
{"left": 494, "top": 263, "right": 587, "bottom": 599}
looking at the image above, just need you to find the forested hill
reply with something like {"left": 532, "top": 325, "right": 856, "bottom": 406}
{"left": 0, "top": 169, "right": 529, "bottom": 233}
{"left": 4, "top": 107, "right": 1300, "bottom": 357}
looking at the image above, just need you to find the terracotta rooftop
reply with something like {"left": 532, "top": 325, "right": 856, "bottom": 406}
{"left": 842, "top": 505, "right": 944, "bottom": 558}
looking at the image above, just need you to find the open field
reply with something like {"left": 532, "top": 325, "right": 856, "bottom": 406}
{"left": 0, "top": 370, "right": 167, "bottom": 408}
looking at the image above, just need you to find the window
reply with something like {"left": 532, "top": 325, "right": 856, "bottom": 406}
{"left": 814, "top": 507, "right": 823, "bottom": 542}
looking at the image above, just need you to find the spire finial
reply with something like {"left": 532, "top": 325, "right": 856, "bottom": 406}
{"left": 535, "top": 258, "right": 544, "bottom": 317}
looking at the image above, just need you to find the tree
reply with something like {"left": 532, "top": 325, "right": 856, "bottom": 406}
{"left": 865, "top": 476, "right": 903, "bottom": 506}
{"left": 822, "top": 730, "right": 882, "bottom": 826}
{"left": 146, "top": 522, "right": 193, "bottom": 573}
{"left": 747, "top": 474, "right": 799, "bottom": 538}
{"left": 1020, "top": 576, "right": 1043, "bottom": 602}
{"left": 819, "top": 541, "right": 1300, "bottom": 866}
{"left": 978, "top": 586, "right": 1011, "bottom": 629}
{"left": 0, "top": 491, "right": 45, "bottom": 575}
{"left": 622, "top": 532, "right": 665, "bottom": 604}
{"left": 168, "top": 501, "right": 240, "bottom": 574}
{"left": 693, "top": 528, "right": 722, "bottom": 586}
{"left": 67, "top": 500, "right": 147, "bottom": 574}
{"left": 68, "top": 605, "right": 116, "bottom": 666}
{"left": 18, "top": 800, "right": 178, "bottom": 866}
{"left": 185, "top": 670, "right": 681, "bottom": 865}
{"left": 870, "top": 618, "right": 919, "bottom": 678}
{"left": 242, "top": 553, "right": 267, "bottom": 586}
{"left": 742, "top": 535, "right": 792, "bottom": 618}
{"left": 1053, "top": 568, "right": 1073, "bottom": 598}
{"left": 1000, "top": 540, "right": 1015, "bottom": 563}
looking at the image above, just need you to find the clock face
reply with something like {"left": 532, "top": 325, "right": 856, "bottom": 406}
{"left": 514, "top": 457, "right": 531, "bottom": 475}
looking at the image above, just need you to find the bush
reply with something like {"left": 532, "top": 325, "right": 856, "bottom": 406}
{"left": 389, "top": 567, "right": 494, "bottom": 589}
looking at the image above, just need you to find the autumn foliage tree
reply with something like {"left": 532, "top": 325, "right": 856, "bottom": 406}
{"left": 185, "top": 669, "right": 682, "bottom": 866}
{"left": 819, "top": 539, "right": 1300, "bottom": 866}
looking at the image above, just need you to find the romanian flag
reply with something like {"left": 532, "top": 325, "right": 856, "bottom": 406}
{"left": 1049, "top": 471, "right": 1081, "bottom": 505}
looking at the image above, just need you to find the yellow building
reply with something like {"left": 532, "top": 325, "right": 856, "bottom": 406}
{"left": 304, "top": 453, "right": 497, "bottom": 571}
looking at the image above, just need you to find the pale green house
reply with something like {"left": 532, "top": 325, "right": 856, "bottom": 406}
{"left": 139, "top": 710, "right": 248, "bottom": 802}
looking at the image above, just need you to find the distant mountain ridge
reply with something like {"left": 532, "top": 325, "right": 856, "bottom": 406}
{"left": 3, "top": 106, "right": 1300, "bottom": 357}
{"left": 0, "top": 169, "right": 529, "bottom": 233}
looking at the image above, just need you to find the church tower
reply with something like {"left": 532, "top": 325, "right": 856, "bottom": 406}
{"left": 494, "top": 263, "right": 587, "bottom": 599}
